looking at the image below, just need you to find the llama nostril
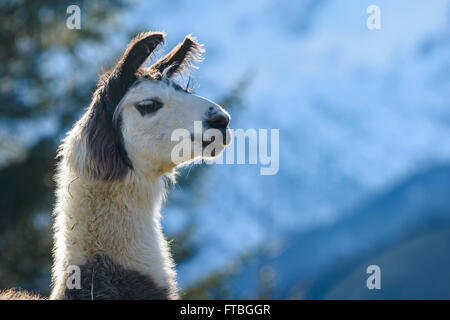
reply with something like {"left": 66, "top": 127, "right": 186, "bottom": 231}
{"left": 206, "top": 114, "right": 229, "bottom": 129}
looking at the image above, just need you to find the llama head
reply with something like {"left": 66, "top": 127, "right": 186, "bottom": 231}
{"left": 69, "top": 32, "right": 231, "bottom": 181}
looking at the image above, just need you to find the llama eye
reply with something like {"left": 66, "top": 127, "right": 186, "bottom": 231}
{"left": 135, "top": 99, "right": 163, "bottom": 116}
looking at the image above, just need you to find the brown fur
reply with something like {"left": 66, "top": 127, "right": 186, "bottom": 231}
{"left": 0, "top": 289, "right": 44, "bottom": 300}
{"left": 62, "top": 254, "right": 171, "bottom": 300}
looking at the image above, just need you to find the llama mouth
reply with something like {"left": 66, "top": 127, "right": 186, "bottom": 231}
{"left": 190, "top": 131, "right": 229, "bottom": 148}
{"left": 201, "top": 136, "right": 220, "bottom": 150}
{"left": 202, "top": 130, "right": 230, "bottom": 147}
{"left": 202, "top": 139, "right": 211, "bottom": 149}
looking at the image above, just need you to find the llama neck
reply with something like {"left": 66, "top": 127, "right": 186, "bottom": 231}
{"left": 50, "top": 166, "right": 177, "bottom": 299}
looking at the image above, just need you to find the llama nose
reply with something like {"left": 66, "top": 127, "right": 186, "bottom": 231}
{"left": 206, "top": 113, "right": 230, "bottom": 129}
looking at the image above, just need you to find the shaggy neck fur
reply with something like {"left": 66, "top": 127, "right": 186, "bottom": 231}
{"left": 50, "top": 126, "right": 177, "bottom": 299}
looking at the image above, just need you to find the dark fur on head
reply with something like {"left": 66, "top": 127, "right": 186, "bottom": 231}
{"left": 80, "top": 32, "right": 204, "bottom": 181}
{"left": 81, "top": 32, "right": 164, "bottom": 181}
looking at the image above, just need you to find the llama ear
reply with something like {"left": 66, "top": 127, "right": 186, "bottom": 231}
{"left": 113, "top": 31, "right": 165, "bottom": 79}
{"left": 151, "top": 34, "right": 204, "bottom": 78}
{"left": 100, "top": 31, "right": 165, "bottom": 113}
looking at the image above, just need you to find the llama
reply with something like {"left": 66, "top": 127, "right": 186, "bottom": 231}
{"left": 1, "top": 31, "right": 230, "bottom": 300}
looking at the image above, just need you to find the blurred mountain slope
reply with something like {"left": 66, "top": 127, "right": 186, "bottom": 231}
{"left": 322, "top": 226, "right": 450, "bottom": 299}
{"left": 225, "top": 164, "right": 450, "bottom": 299}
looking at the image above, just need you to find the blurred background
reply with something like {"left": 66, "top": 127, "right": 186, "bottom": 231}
{"left": 1, "top": 0, "right": 450, "bottom": 299}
